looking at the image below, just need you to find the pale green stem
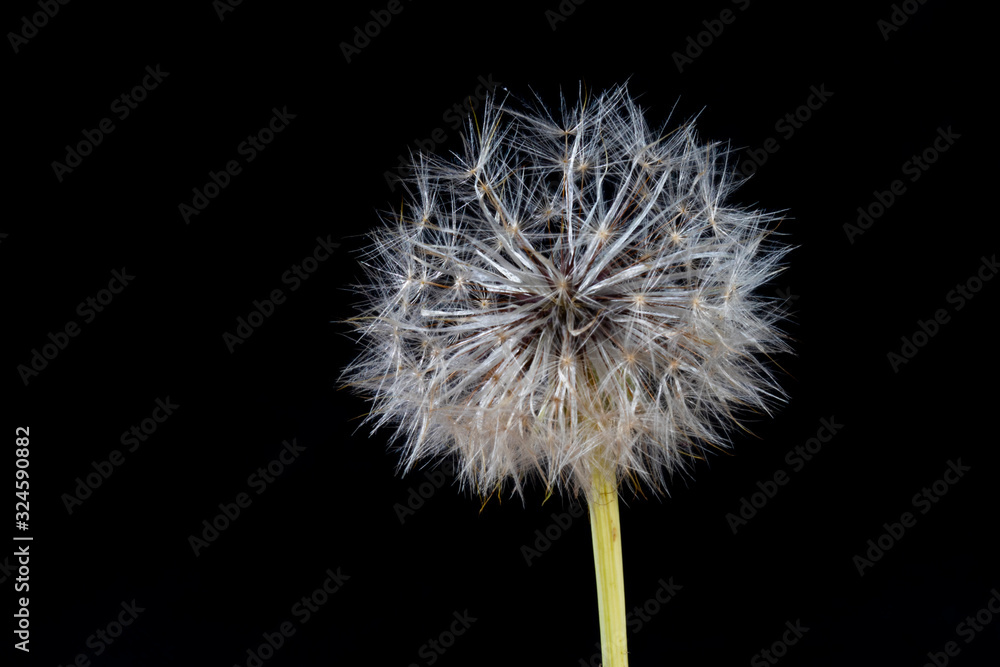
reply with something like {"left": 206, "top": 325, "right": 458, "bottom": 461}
{"left": 588, "top": 467, "right": 629, "bottom": 667}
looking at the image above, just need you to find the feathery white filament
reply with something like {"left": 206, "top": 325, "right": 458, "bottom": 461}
{"left": 344, "top": 85, "right": 790, "bottom": 498}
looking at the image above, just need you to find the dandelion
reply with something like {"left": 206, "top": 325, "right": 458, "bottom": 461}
{"left": 343, "top": 84, "right": 790, "bottom": 666}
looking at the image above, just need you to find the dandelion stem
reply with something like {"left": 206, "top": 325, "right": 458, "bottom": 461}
{"left": 588, "top": 467, "right": 629, "bottom": 667}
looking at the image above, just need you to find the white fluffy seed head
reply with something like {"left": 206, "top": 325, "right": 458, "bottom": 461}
{"left": 343, "top": 84, "right": 791, "bottom": 500}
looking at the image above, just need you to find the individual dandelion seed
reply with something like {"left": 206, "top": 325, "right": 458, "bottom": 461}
{"left": 342, "top": 84, "right": 791, "bottom": 667}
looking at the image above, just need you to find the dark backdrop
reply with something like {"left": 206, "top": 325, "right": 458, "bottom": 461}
{"left": 5, "top": 1, "right": 994, "bottom": 665}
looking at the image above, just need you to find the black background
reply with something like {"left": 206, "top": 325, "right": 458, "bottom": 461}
{"left": 5, "top": 1, "right": 995, "bottom": 665}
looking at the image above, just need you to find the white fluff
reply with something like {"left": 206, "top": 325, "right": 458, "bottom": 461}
{"left": 344, "top": 85, "right": 790, "bottom": 499}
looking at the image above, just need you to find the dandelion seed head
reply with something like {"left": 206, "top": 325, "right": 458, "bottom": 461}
{"left": 344, "top": 84, "right": 791, "bottom": 500}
